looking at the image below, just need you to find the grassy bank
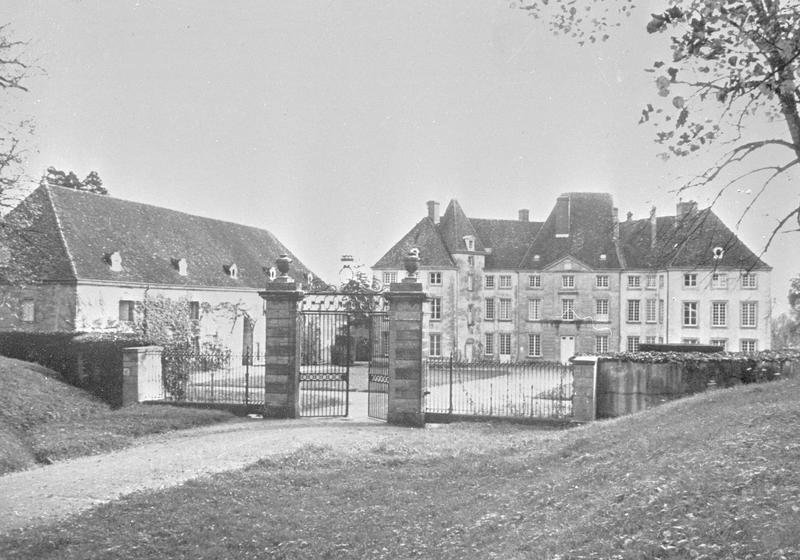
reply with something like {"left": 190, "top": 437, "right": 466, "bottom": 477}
{"left": 0, "top": 356, "right": 235, "bottom": 474}
{"left": 2, "top": 376, "right": 799, "bottom": 558}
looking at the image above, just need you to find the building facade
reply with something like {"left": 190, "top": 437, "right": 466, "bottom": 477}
{"left": 0, "top": 185, "right": 318, "bottom": 354}
{"left": 374, "top": 194, "right": 771, "bottom": 362}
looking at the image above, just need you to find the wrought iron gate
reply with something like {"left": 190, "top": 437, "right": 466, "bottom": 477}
{"left": 299, "top": 289, "right": 389, "bottom": 419}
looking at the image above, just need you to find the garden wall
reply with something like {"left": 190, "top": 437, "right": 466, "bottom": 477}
{"left": 596, "top": 351, "right": 800, "bottom": 418}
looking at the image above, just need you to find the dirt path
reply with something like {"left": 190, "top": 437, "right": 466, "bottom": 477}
{"left": 0, "top": 403, "right": 408, "bottom": 535}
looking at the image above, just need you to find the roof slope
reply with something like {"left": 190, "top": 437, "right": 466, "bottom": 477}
{"left": 471, "top": 218, "right": 542, "bottom": 270}
{"left": 620, "top": 208, "right": 770, "bottom": 270}
{"left": 373, "top": 218, "right": 454, "bottom": 269}
{"left": 438, "top": 200, "right": 485, "bottom": 254}
{"left": 6, "top": 186, "right": 317, "bottom": 289}
{"left": 520, "top": 192, "right": 622, "bottom": 270}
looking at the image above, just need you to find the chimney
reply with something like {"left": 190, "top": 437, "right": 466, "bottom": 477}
{"left": 626, "top": 211, "right": 633, "bottom": 222}
{"left": 612, "top": 207, "right": 619, "bottom": 242}
{"left": 518, "top": 209, "right": 529, "bottom": 222}
{"left": 676, "top": 200, "right": 698, "bottom": 219}
{"left": 650, "top": 206, "right": 657, "bottom": 250}
{"left": 554, "top": 196, "right": 570, "bottom": 237}
{"left": 427, "top": 200, "right": 440, "bottom": 225}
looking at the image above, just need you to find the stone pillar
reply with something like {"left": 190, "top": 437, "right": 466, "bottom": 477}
{"left": 122, "top": 346, "right": 163, "bottom": 405}
{"left": 259, "top": 281, "right": 303, "bottom": 418}
{"left": 572, "top": 356, "right": 597, "bottom": 422}
{"left": 386, "top": 280, "right": 426, "bottom": 427}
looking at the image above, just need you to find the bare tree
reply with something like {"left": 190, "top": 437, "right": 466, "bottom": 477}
{"left": 0, "top": 23, "right": 35, "bottom": 210}
{"left": 519, "top": 0, "right": 800, "bottom": 252}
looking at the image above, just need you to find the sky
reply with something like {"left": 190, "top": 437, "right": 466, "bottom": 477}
{"left": 5, "top": 1, "right": 799, "bottom": 313}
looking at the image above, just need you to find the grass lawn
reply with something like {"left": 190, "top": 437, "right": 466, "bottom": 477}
{"left": 0, "top": 356, "right": 236, "bottom": 474}
{"left": 2, "top": 377, "right": 800, "bottom": 559}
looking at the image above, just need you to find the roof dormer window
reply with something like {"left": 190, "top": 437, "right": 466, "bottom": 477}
{"left": 224, "top": 263, "right": 238, "bottom": 279}
{"left": 600, "top": 254, "right": 607, "bottom": 261}
{"left": 268, "top": 267, "right": 277, "bottom": 281}
{"left": 533, "top": 254, "right": 540, "bottom": 262}
{"left": 712, "top": 246, "right": 725, "bottom": 260}
{"left": 106, "top": 251, "right": 122, "bottom": 272}
{"left": 173, "top": 257, "right": 188, "bottom": 276}
{"left": 463, "top": 236, "right": 475, "bottom": 252}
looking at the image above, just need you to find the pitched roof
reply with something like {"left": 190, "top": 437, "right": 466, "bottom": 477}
{"left": 470, "top": 218, "right": 542, "bottom": 270}
{"left": 373, "top": 218, "right": 454, "bottom": 269}
{"left": 520, "top": 192, "right": 622, "bottom": 270}
{"left": 438, "top": 199, "right": 485, "bottom": 254}
{"left": 620, "top": 208, "right": 770, "bottom": 270}
{"left": 2, "top": 185, "right": 317, "bottom": 289}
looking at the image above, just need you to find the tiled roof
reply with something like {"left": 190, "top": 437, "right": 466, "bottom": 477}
{"left": 520, "top": 192, "right": 622, "bottom": 270}
{"left": 470, "top": 218, "right": 542, "bottom": 270}
{"left": 373, "top": 218, "right": 454, "bottom": 269}
{"left": 439, "top": 199, "right": 485, "bottom": 254}
{"left": 3, "top": 185, "right": 317, "bottom": 289}
{"left": 620, "top": 208, "right": 770, "bottom": 270}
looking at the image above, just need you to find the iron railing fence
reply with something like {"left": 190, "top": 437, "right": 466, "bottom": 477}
{"left": 424, "top": 357, "right": 574, "bottom": 420}
{"left": 141, "top": 350, "right": 266, "bottom": 406}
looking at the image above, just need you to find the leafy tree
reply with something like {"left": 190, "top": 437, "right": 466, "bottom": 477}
{"left": 41, "top": 167, "right": 108, "bottom": 195}
{"left": 772, "top": 275, "right": 800, "bottom": 348}
{"left": 519, "top": 0, "right": 800, "bottom": 250}
{"left": 0, "top": 23, "right": 35, "bottom": 210}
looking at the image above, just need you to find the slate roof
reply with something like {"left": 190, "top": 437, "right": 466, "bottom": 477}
{"left": 373, "top": 218, "right": 454, "bottom": 269}
{"left": 374, "top": 193, "right": 768, "bottom": 273}
{"left": 620, "top": 208, "right": 770, "bottom": 270}
{"left": 520, "top": 192, "right": 622, "bottom": 270}
{"left": 471, "top": 218, "right": 542, "bottom": 270}
{"left": 1, "top": 185, "right": 317, "bottom": 289}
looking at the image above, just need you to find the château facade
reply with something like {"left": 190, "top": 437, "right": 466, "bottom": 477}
{"left": 373, "top": 194, "right": 771, "bottom": 362}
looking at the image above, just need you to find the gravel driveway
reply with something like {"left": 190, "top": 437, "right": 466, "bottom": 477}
{"left": 0, "top": 400, "right": 403, "bottom": 535}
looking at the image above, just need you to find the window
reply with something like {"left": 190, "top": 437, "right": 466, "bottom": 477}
{"left": 528, "top": 334, "right": 541, "bottom": 357}
{"left": 467, "top": 274, "right": 475, "bottom": 291}
{"left": 528, "top": 299, "right": 541, "bottom": 321}
{"left": 484, "top": 298, "right": 495, "bottom": 321}
{"left": 682, "top": 302, "right": 698, "bottom": 326}
{"left": 189, "top": 301, "right": 200, "bottom": 320}
{"left": 429, "top": 334, "right": 441, "bottom": 357}
{"left": 682, "top": 338, "right": 699, "bottom": 345}
{"left": 382, "top": 271, "right": 397, "bottom": 285}
{"left": 596, "top": 275, "right": 609, "bottom": 288}
{"left": 627, "top": 275, "right": 641, "bottom": 289}
{"left": 741, "top": 302, "right": 757, "bottom": 328}
{"left": 484, "top": 333, "right": 494, "bottom": 356}
{"left": 528, "top": 274, "right": 541, "bottom": 288}
{"left": 740, "top": 339, "right": 757, "bottom": 353}
{"left": 596, "top": 335, "right": 609, "bottom": 354}
{"left": 684, "top": 273, "right": 697, "bottom": 287}
{"left": 711, "top": 272, "right": 728, "bottom": 289}
{"left": 627, "top": 299, "right": 640, "bottom": 322}
{"left": 595, "top": 299, "right": 608, "bottom": 320}
{"left": 645, "top": 336, "right": 657, "bottom": 344}
{"left": 429, "top": 272, "right": 442, "bottom": 286}
{"left": 499, "top": 298, "right": 512, "bottom": 321}
{"left": 659, "top": 275, "right": 665, "bottom": 288}
{"left": 464, "top": 237, "right": 475, "bottom": 251}
{"left": 562, "top": 299, "right": 575, "bottom": 320}
{"left": 499, "top": 275, "right": 512, "bottom": 289}
{"left": 484, "top": 275, "right": 495, "bottom": 289}
{"left": 741, "top": 272, "right": 757, "bottom": 288}
{"left": 467, "top": 255, "right": 475, "bottom": 266}
{"left": 562, "top": 275, "right": 575, "bottom": 289}
{"left": 645, "top": 299, "right": 657, "bottom": 323}
{"left": 658, "top": 299, "right": 665, "bottom": 324}
{"left": 119, "top": 300, "right": 136, "bottom": 322}
{"left": 430, "top": 298, "right": 442, "bottom": 320}
{"left": 499, "top": 333, "right": 512, "bottom": 355}
{"left": 646, "top": 274, "right": 657, "bottom": 289}
{"left": 710, "top": 339, "right": 727, "bottom": 350}
{"left": 21, "top": 299, "right": 34, "bottom": 322}
{"left": 627, "top": 336, "right": 640, "bottom": 352}
{"left": 711, "top": 301, "right": 727, "bottom": 327}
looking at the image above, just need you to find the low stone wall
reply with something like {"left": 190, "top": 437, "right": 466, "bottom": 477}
{"left": 596, "top": 356, "right": 799, "bottom": 418}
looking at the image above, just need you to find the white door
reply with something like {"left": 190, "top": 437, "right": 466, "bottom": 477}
{"left": 560, "top": 336, "right": 575, "bottom": 364}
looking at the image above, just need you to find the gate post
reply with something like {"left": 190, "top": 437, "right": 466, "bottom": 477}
{"left": 259, "top": 255, "right": 304, "bottom": 418}
{"left": 386, "top": 257, "right": 427, "bottom": 427}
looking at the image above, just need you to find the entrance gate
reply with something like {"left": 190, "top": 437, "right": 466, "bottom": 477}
{"left": 298, "top": 290, "right": 389, "bottom": 419}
